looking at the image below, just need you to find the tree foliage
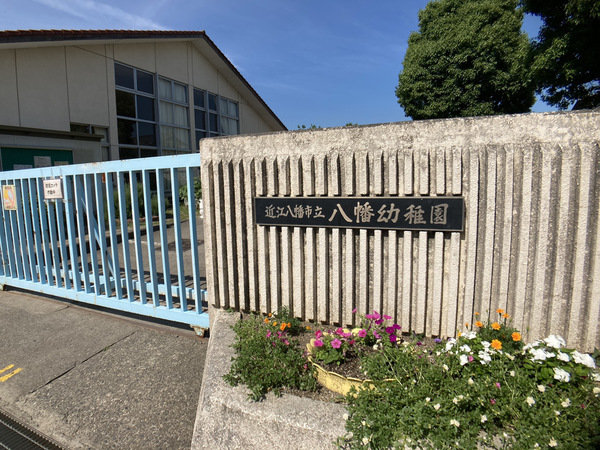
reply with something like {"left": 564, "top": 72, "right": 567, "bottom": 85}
{"left": 521, "top": 0, "right": 600, "bottom": 109}
{"left": 396, "top": 0, "right": 535, "bottom": 120}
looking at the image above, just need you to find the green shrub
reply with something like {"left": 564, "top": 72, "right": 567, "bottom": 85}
{"left": 223, "top": 312, "right": 316, "bottom": 401}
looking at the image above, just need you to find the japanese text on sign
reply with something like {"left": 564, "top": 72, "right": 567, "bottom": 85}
{"left": 255, "top": 197, "right": 464, "bottom": 231}
{"left": 43, "top": 178, "right": 64, "bottom": 200}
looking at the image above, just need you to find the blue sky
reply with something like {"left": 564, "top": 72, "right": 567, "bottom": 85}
{"left": 1, "top": 0, "right": 554, "bottom": 129}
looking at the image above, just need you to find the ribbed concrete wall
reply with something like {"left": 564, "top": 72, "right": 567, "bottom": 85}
{"left": 201, "top": 111, "right": 600, "bottom": 351}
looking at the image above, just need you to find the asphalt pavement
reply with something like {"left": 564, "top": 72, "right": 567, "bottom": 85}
{"left": 0, "top": 288, "right": 207, "bottom": 449}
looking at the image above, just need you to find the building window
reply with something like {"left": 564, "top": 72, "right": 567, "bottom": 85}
{"left": 115, "top": 63, "right": 157, "bottom": 159}
{"left": 70, "top": 124, "right": 110, "bottom": 161}
{"left": 193, "top": 89, "right": 239, "bottom": 148}
{"left": 115, "top": 63, "right": 240, "bottom": 158}
{"left": 158, "top": 77, "right": 190, "bottom": 155}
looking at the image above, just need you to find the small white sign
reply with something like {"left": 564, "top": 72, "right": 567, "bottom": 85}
{"left": 34, "top": 156, "right": 52, "bottom": 168}
{"left": 43, "top": 178, "right": 63, "bottom": 200}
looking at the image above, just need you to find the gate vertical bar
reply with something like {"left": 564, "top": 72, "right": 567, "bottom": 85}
{"left": 63, "top": 175, "right": 81, "bottom": 291}
{"left": 142, "top": 169, "right": 159, "bottom": 307}
{"left": 156, "top": 169, "right": 173, "bottom": 308}
{"left": 74, "top": 175, "right": 90, "bottom": 292}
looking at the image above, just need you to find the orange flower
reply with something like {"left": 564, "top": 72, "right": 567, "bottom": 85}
{"left": 280, "top": 323, "right": 287, "bottom": 331}
{"left": 268, "top": 313, "right": 272, "bottom": 317}
{"left": 475, "top": 321, "right": 483, "bottom": 328}
{"left": 475, "top": 312, "right": 480, "bottom": 316}
{"left": 264, "top": 318, "right": 270, "bottom": 323}
{"left": 458, "top": 332, "right": 462, "bottom": 337}
{"left": 512, "top": 332, "right": 521, "bottom": 342}
{"left": 465, "top": 323, "right": 470, "bottom": 328}
{"left": 496, "top": 308, "right": 505, "bottom": 314}
{"left": 306, "top": 326, "right": 311, "bottom": 330}
{"left": 491, "top": 322, "right": 501, "bottom": 330}
{"left": 503, "top": 313, "right": 510, "bottom": 319}
{"left": 272, "top": 321, "right": 278, "bottom": 326}
{"left": 491, "top": 339, "right": 502, "bottom": 350}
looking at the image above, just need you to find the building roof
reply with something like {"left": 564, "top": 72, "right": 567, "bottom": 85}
{"left": 0, "top": 29, "right": 287, "bottom": 131}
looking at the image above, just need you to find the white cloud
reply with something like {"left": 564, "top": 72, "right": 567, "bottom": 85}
{"left": 34, "top": 0, "right": 166, "bottom": 30}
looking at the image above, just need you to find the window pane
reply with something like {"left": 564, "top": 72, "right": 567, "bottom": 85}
{"left": 141, "top": 148, "right": 159, "bottom": 158}
{"left": 137, "top": 71, "right": 154, "bottom": 94}
{"left": 159, "top": 101, "right": 173, "bottom": 124}
{"left": 174, "top": 83, "right": 187, "bottom": 103}
{"left": 195, "top": 110, "right": 206, "bottom": 130}
{"left": 173, "top": 104, "right": 188, "bottom": 127}
{"left": 115, "top": 64, "right": 134, "bottom": 89}
{"left": 194, "top": 89, "right": 205, "bottom": 108}
{"left": 209, "top": 113, "right": 218, "bottom": 132}
{"left": 161, "top": 125, "right": 174, "bottom": 148}
{"left": 119, "top": 147, "right": 139, "bottom": 160}
{"left": 174, "top": 127, "right": 190, "bottom": 149}
{"left": 159, "top": 78, "right": 171, "bottom": 99}
{"left": 220, "top": 117, "right": 229, "bottom": 135}
{"left": 137, "top": 96, "right": 155, "bottom": 121}
{"left": 116, "top": 90, "right": 136, "bottom": 118}
{"left": 138, "top": 122, "right": 156, "bottom": 146}
{"left": 208, "top": 94, "right": 217, "bottom": 111}
{"left": 228, "top": 118, "right": 239, "bottom": 134}
{"left": 118, "top": 119, "right": 137, "bottom": 144}
{"left": 220, "top": 98, "right": 228, "bottom": 115}
{"left": 228, "top": 101, "right": 238, "bottom": 117}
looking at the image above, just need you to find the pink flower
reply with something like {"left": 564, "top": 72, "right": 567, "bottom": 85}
{"left": 331, "top": 339, "right": 342, "bottom": 349}
{"left": 495, "top": 383, "right": 501, "bottom": 389}
{"left": 373, "top": 331, "right": 381, "bottom": 339}
{"left": 314, "top": 339, "right": 324, "bottom": 347}
{"left": 315, "top": 330, "right": 323, "bottom": 339}
{"left": 468, "top": 355, "right": 474, "bottom": 362}
{"left": 358, "top": 329, "right": 367, "bottom": 338}
{"left": 335, "top": 327, "right": 344, "bottom": 335}
{"left": 352, "top": 308, "right": 358, "bottom": 314}
{"left": 389, "top": 335, "right": 397, "bottom": 343}
{"left": 266, "top": 331, "right": 271, "bottom": 338}
{"left": 383, "top": 315, "right": 392, "bottom": 320}
{"left": 490, "top": 399, "right": 496, "bottom": 405}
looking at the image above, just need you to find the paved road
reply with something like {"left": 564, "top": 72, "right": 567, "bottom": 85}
{"left": 0, "top": 288, "right": 207, "bottom": 449}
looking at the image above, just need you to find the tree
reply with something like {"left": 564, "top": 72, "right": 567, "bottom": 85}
{"left": 520, "top": 0, "right": 600, "bottom": 109}
{"left": 396, "top": 0, "right": 535, "bottom": 120}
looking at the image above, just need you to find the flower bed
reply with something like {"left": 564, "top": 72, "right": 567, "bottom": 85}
{"left": 224, "top": 308, "right": 600, "bottom": 448}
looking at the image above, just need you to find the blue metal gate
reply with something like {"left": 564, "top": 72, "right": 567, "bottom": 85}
{"left": 0, "top": 154, "right": 208, "bottom": 329}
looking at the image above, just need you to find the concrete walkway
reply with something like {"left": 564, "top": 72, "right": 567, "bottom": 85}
{"left": 0, "top": 288, "right": 207, "bottom": 449}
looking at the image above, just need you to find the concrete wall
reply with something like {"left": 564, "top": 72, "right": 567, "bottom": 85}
{"left": 201, "top": 110, "right": 600, "bottom": 352}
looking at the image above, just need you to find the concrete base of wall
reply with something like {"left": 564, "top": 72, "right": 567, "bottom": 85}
{"left": 191, "top": 309, "right": 347, "bottom": 450}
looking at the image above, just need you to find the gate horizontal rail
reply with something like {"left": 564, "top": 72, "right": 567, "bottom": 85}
{"left": 0, "top": 154, "right": 208, "bottom": 328}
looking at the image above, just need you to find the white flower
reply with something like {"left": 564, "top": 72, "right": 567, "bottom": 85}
{"left": 478, "top": 350, "right": 492, "bottom": 364}
{"left": 593, "top": 387, "right": 600, "bottom": 395}
{"left": 434, "top": 403, "right": 441, "bottom": 410}
{"left": 362, "top": 420, "right": 366, "bottom": 426}
{"left": 505, "top": 353, "right": 515, "bottom": 361}
{"left": 445, "top": 338, "right": 456, "bottom": 351}
{"left": 534, "top": 444, "right": 540, "bottom": 448}
{"left": 592, "top": 373, "right": 600, "bottom": 382}
{"left": 373, "top": 344, "right": 379, "bottom": 350}
{"left": 530, "top": 348, "right": 555, "bottom": 361}
{"left": 460, "top": 344, "right": 471, "bottom": 352}
{"left": 480, "top": 415, "right": 487, "bottom": 423}
{"left": 343, "top": 413, "right": 349, "bottom": 420}
{"left": 553, "top": 367, "right": 571, "bottom": 382}
{"left": 443, "top": 364, "right": 449, "bottom": 371}
{"left": 450, "top": 419, "right": 460, "bottom": 427}
{"left": 556, "top": 351, "right": 570, "bottom": 362}
{"left": 362, "top": 437, "right": 369, "bottom": 445}
{"left": 523, "top": 340, "right": 542, "bottom": 350}
{"left": 526, "top": 396, "right": 536, "bottom": 406}
{"left": 425, "top": 397, "right": 431, "bottom": 402}
{"left": 549, "top": 437, "right": 558, "bottom": 447}
{"left": 537, "top": 385, "right": 546, "bottom": 393}
{"left": 561, "top": 398, "right": 571, "bottom": 408}
{"left": 468, "top": 378, "right": 474, "bottom": 385}
{"left": 463, "top": 331, "right": 477, "bottom": 340}
{"left": 453, "top": 397, "right": 459, "bottom": 404}
{"left": 481, "top": 341, "right": 491, "bottom": 349}
{"left": 555, "top": 410, "right": 561, "bottom": 416}
{"left": 509, "top": 370, "right": 515, "bottom": 377}
{"left": 572, "top": 351, "right": 597, "bottom": 369}
{"left": 460, "top": 354, "right": 469, "bottom": 366}
{"left": 544, "top": 335, "right": 566, "bottom": 349}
